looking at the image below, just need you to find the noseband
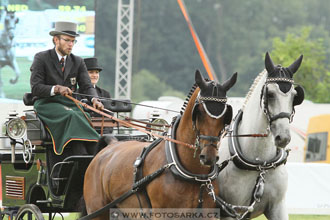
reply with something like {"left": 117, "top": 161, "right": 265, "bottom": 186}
{"left": 261, "top": 77, "right": 296, "bottom": 125}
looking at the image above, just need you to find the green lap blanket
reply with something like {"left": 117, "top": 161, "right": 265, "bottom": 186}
{"left": 34, "top": 95, "right": 99, "bottom": 155}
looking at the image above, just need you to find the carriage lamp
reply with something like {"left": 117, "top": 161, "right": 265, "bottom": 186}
{"left": 6, "top": 117, "right": 27, "bottom": 139}
{"left": 150, "top": 118, "right": 169, "bottom": 135}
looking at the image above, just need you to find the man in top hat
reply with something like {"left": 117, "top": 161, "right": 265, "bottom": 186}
{"left": 83, "top": 57, "right": 111, "bottom": 98}
{"left": 30, "top": 22, "right": 103, "bottom": 166}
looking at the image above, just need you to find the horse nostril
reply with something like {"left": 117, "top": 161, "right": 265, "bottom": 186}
{"left": 275, "top": 134, "right": 291, "bottom": 147}
{"left": 275, "top": 135, "right": 281, "bottom": 142}
{"left": 215, "top": 155, "right": 219, "bottom": 162}
{"left": 199, "top": 154, "right": 206, "bottom": 162}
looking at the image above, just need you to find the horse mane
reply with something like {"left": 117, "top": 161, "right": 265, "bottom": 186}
{"left": 242, "top": 69, "right": 267, "bottom": 110}
{"left": 180, "top": 83, "right": 198, "bottom": 115}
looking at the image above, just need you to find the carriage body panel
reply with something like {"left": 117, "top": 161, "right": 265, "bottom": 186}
{"left": 0, "top": 95, "right": 148, "bottom": 219}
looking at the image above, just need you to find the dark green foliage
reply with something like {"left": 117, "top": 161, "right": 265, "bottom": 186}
{"left": 95, "top": 0, "right": 330, "bottom": 103}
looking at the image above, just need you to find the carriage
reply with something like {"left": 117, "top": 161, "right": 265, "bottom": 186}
{"left": 0, "top": 93, "right": 162, "bottom": 220}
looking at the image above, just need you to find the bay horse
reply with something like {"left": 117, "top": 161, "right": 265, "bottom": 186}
{"left": 0, "top": 9, "right": 20, "bottom": 97}
{"left": 216, "top": 52, "right": 304, "bottom": 220}
{"left": 83, "top": 70, "right": 237, "bottom": 219}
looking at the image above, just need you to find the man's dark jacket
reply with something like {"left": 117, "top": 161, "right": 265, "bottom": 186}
{"left": 30, "top": 48, "right": 98, "bottom": 99}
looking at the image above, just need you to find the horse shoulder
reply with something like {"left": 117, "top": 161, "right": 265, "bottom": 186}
{"left": 84, "top": 141, "right": 150, "bottom": 209}
{"left": 264, "top": 165, "right": 288, "bottom": 200}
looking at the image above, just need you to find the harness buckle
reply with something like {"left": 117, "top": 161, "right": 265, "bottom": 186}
{"left": 134, "top": 157, "right": 143, "bottom": 168}
{"left": 193, "top": 137, "right": 200, "bottom": 158}
{"left": 206, "top": 180, "right": 216, "bottom": 202}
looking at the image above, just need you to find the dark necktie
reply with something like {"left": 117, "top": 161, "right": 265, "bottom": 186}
{"left": 60, "top": 57, "right": 65, "bottom": 72}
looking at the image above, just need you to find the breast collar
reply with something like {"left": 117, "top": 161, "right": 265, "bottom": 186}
{"left": 165, "top": 115, "right": 219, "bottom": 182}
{"left": 228, "top": 110, "right": 289, "bottom": 171}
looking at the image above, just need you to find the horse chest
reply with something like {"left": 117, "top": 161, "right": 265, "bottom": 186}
{"left": 149, "top": 174, "right": 215, "bottom": 208}
{"left": 219, "top": 163, "right": 288, "bottom": 205}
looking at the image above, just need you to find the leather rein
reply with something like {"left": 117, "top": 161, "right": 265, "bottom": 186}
{"left": 65, "top": 95, "right": 196, "bottom": 149}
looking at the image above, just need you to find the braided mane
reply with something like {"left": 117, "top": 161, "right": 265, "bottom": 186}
{"left": 242, "top": 70, "right": 267, "bottom": 110}
{"left": 180, "top": 83, "right": 198, "bottom": 115}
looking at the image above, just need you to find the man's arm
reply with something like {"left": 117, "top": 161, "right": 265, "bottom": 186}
{"left": 30, "top": 52, "right": 53, "bottom": 97}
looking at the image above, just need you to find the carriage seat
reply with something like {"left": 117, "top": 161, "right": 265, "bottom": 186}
{"left": 102, "top": 99, "right": 132, "bottom": 112}
{"left": 82, "top": 98, "right": 132, "bottom": 117}
{"left": 23, "top": 92, "right": 37, "bottom": 106}
{"left": 25, "top": 110, "right": 51, "bottom": 142}
{"left": 23, "top": 94, "right": 51, "bottom": 142}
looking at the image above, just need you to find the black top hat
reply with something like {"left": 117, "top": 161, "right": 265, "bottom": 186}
{"left": 49, "top": 21, "right": 80, "bottom": 37}
{"left": 84, "top": 57, "right": 103, "bottom": 71}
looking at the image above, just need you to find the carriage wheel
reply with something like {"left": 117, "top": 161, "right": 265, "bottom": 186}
{"left": 15, "top": 204, "right": 45, "bottom": 220}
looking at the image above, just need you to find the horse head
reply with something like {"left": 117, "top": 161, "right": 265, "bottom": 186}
{"left": 192, "top": 70, "right": 237, "bottom": 165}
{"left": 262, "top": 52, "right": 304, "bottom": 148}
{"left": 4, "top": 11, "right": 19, "bottom": 40}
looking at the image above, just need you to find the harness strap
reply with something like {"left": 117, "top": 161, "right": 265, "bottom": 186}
{"left": 197, "top": 184, "right": 206, "bottom": 208}
{"left": 269, "top": 112, "right": 291, "bottom": 124}
{"left": 165, "top": 116, "right": 219, "bottom": 182}
{"left": 79, "top": 189, "right": 137, "bottom": 220}
{"left": 228, "top": 110, "right": 289, "bottom": 171}
{"left": 133, "top": 138, "right": 163, "bottom": 209}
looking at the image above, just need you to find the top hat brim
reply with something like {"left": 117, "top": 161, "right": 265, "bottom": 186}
{"left": 87, "top": 67, "right": 103, "bottom": 71}
{"left": 49, "top": 30, "right": 80, "bottom": 37}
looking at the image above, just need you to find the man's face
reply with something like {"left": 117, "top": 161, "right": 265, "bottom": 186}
{"left": 55, "top": 35, "right": 76, "bottom": 56}
{"left": 88, "top": 70, "right": 100, "bottom": 86}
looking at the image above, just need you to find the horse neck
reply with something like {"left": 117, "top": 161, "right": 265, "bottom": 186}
{"left": 1, "top": 29, "right": 12, "bottom": 45}
{"left": 239, "top": 71, "right": 277, "bottom": 161}
{"left": 175, "top": 88, "right": 210, "bottom": 173}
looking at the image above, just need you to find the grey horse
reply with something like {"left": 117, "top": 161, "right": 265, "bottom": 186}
{"left": 217, "top": 52, "right": 304, "bottom": 219}
{"left": 0, "top": 9, "right": 20, "bottom": 97}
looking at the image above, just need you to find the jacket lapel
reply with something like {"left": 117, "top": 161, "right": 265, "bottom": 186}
{"left": 63, "top": 55, "right": 73, "bottom": 81}
{"left": 51, "top": 49, "right": 63, "bottom": 77}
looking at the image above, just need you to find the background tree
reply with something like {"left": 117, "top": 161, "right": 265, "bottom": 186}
{"left": 271, "top": 27, "right": 330, "bottom": 102}
{"left": 95, "top": 0, "right": 330, "bottom": 103}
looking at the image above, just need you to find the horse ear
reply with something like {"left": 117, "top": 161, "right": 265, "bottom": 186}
{"left": 222, "top": 72, "right": 238, "bottom": 91}
{"left": 195, "top": 69, "right": 206, "bottom": 89}
{"left": 265, "top": 52, "right": 275, "bottom": 74}
{"left": 288, "top": 55, "right": 303, "bottom": 75}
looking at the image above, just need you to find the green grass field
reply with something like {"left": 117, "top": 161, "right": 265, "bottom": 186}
{"left": 1, "top": 57, "right": 32, "bottom": 100}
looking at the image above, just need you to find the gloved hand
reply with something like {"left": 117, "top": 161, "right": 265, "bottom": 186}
{"left": 92, "top": 98, "right": 104, "bottom": 110}
{"left": 54, "top": 85, "right": 72, "bottom": 96}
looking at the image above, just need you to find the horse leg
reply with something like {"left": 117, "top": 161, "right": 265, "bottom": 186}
{"left": 264, "top": 200, "right": 289, "bottom": 220}
{"left": 9, "top": 58, "right": 20, "bottom": 84}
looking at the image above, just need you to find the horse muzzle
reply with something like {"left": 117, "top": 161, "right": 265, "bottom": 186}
{"left": 270, "top": 118, "right": 291, "bottom": 148}
{"left": 199, "top": 143, "right": 219, "bottom": 166}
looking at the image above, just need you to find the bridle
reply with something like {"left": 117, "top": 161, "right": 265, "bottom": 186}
{"left": 261, "top": 77, "right": 296, "bottom": 126}
{"left": 192, "top": 92, "right": 230, "bottom": 154}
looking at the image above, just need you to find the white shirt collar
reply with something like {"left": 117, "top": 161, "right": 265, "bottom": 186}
{"left": 55, "top": 49, "right": 67, "bottom": 62}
